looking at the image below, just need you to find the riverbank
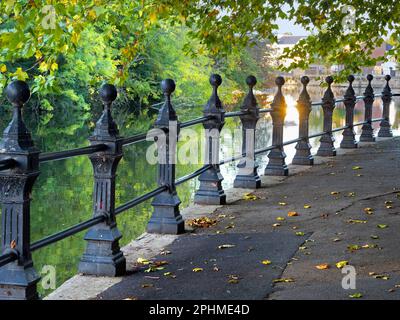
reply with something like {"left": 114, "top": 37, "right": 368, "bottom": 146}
{"left": 47, "top": 136, "right": 400, "bottom": 300}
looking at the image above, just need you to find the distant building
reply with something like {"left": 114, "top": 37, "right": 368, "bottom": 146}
{"left": 272, "top": 34, "right": 396, "bottom": 77}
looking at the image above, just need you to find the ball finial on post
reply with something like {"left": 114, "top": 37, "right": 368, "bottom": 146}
{"left": 161, "top": 79, "right": 176, "bottom": 96}
{"left": 367, "top": 74, "right": 373, "bottom": 82}
{"left": 6, "top": 80, "right": 31, "bottom": 107}
{"left": 99, "top": 84, "right": 118, "bottom": 105}
{"left": 301, "top": 76, "right": 310, "bottom": 86}
{"left": 385, "top": 74, "right": 391, "bottom": 82}
{"left": 210, "top": 74, "right": 222, "bottom": 87}
{"left": 275, "top": 76, "right": 285, "bottom": 87}
{"left": 325, "top": 76, "right": 334, "bottom": 85}
{"left": 347, "top": 74, "right": 355, "bottom": 83}
{"left": 246, "top": 75, "right": 257, "bottom": 88}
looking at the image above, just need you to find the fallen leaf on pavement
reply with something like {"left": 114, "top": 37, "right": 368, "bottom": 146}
{"left": 187, "top": 217, "right": 217, "bottom": 228}
{"left": 218, "top": 244, "right": 236, "bottom": 249}
{"left": 377, "top": 224, "right": 388, "bottom": 229}
{"left": 192, "top": 268, "right": 203, "bottom": 272}
{"left": 243, "top": 193, "right": 259, "bottom": 201}
{"left": 273, "top": 278, "right": 295, "bottom": 283}
{"left": 349, "top": 293, "right": 363, "bottom": 298}
{"left": 288, "top": 211, "right": 299, "bottom": 217}
{"left": 315, "top": 263, "right": 330, "bottom": 270}
{"left": 261, "top": 260, "right": 271, "bottom": 265}
{"left": 336, "top": 260, "right": 349, "bottom": 269}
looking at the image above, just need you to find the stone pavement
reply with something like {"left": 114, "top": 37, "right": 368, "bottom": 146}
{"left": 49, "top": 137, "right": 400, "bottom": 300}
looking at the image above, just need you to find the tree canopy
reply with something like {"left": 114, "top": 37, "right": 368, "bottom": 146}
{"left": 0, "top": 0, "right": 398, "bottom": 110}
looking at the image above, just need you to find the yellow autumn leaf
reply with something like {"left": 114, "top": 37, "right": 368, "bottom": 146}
{"left": 330, "top": 191, "right": 340, "bottom": 195}
{"left": 192, "top": 268, "right": 203, "bottom": 272}
{"left": 364, "top": 207, "right": 374, "bottom": 214}
{"left": 295, "top": 232, "right": 305, "bottom": 236}
{"left": 149, "top": 12, "right": 157, "bottom": 24}
{"left": 272, "top": 223, "right": 281, "bottom": 227}
{"left": 349, "top": 293, "right": 363, "bottom": 298}
{"left": 303, "top": 204, "right": 311, "bottom": 209}
{"left": 352, "top": 166, "right": 362, "bottom": 170}
{"left": 288, "top": 211, "right": 299, "bottom": 217}
{"left": 261, "top": 260, "right": 271, "bottom": 265}
{"left": 347, "top": 219, "right": 367, "bottom": 224}
{"left": 39, "top": 61, "right": 49, "bottom": 72}
{"left": 278, "top": 202, "right": 287, "bottom": 206}
{"left": 276, "top": 217, "right": 285, "bottom": 221}
{"left": 0, "top": 64, "right": 7, "bottom": 73}
{"left": 243, "top": 193, "right": 258, "bottom": 201}
{"left": 137, "top": 257, "right": 151, "bottom": 265}
{"left": 377, "top": 224, "right": 388, "bottom": 229}
{"left": 315, "top": 263, "right": 330, "bottom": 270}
{"left": 50, "top": 62, "right": 58, "bottom": 71}
{"left": 336, "top": 260, "right": 348, "bottom": 269}
{"left": 12, "top": 67, "right": 29, "bottom": 81}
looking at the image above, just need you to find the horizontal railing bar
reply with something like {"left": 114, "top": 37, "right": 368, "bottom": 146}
{"left": 30, "top": 216, "right": 105, "bottom": 252}
{"left": 180, "top": 116, "right": 212, "bottom": 128}
{"left": 121, "top": 133, "right": 147, "bottom": 146}
{"left": 115, "top": 185, "right": 168, "bottom": 215}
{"left": 0, "top": 252, "right": 16, "bottom": 268}
{"left": 175, "top": 165, "right": 212, "bottom": 186}
{"left": 39, "top": 144, "right": 107, "bottom": 163}
{"left": 259, "top": 108, "right": 273, "bottom": 113}
{"left": 0, "top": 158, "right": 16, "bottom": 171}
{"left": 225, "top": 110, "right": 249, "bottom": 118}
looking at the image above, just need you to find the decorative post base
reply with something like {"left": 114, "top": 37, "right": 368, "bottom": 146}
{"left": 194, "top": 167, "right": 226, "bottom": 205}
{"left": 378, "top": 123, "right": 393, "bottom": 137}
{"left": 317, "top": 135, "right": 336, "bottom": 156}
{"left": 340, "top": 129, "right": 358, "bottom": 148}
{"left": 233, "top": 168, "right": 261, "bottom": 189}
{"left": 360, "top": 124, "right": 375, "bottom": 142}
{"left": 79, "top": 225, "right": 126, "bottom": 276}
{"left": 292, "top": 141, "right": 314, "bottom": 165}
{"left": 264, "top": 149, "right": 289, "bottom": 176}
{"left": 148, "top": 192, "right": 185, "bottom": 234}
{"left": 0, "top": 263, "right": 40, "bottom": 300}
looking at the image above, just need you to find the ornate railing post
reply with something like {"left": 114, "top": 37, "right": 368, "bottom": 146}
{"left": 340, "top": 75, "right": 358, "bottom": 149}
{"left": 194, "top": 74, "right": 226, "bottom": 204}
{"left": 317, "top": 76, "right": 336, "bottom": 156}
{"left": 378, "top": 75, "right": 393, "bottom": 137}
{"left": 293, "top": 76, "right": 313, "bottom": 165}
{"left": 79, "top": 84, "right": 126, "bottom": 276}
{"left": 0, "top": 81, "right": 40, "bottom": 300}
{"left": 233, "top": 75, "right": 261, "bottom": 189}
{"left": 264, "top": 76, "right": 288, "bottom": 176}
{"left": 147, "top": 79, "right": 184, "bottom": 234}
{"left": 360, "top": 74, "right": 376, "bottom": 142}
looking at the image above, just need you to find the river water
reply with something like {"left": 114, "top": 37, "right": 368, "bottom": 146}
{"left": 1, "top": 84, "right": 399, "bottom": 295}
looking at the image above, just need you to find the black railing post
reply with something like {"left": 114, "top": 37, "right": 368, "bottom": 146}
{"left": 233, "top": 75, "right": 261, "bottom": 189}
{"left": 194, "top": 74, "right": 226, "bottom": 204}
{"left": 0, "top": 81, "right": 40, "bottom": 300}
{"left": 378, "top": 75, "right": 393, "bottom": 137}
{"left": 360, "top": 74, "right": 376, "bottom": 142}
{"left": 340, "top": 75, "right": 358, "bottom": 149}
{"left": 264, "top": 76, "right": 288, "bottom": 176}
{"left": 78, "top": 84, "right": 126, "bottom": 276}
{"left": 293, "top": 76, "right": 313, "bottom": 165}
{"left": 147, "top": 79, "right": 184, "bottom": 234}
{"left": 317, "top": 76, "right": 336, "bottom": 156}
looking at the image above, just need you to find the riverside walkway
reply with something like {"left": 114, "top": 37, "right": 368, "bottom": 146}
{"left": 48, "top": 136, "right": 400, "bottom": 300}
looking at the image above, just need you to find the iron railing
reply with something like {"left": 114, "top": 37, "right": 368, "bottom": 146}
{"left": 0, "top": 73, "right": 396, "bottom": 299}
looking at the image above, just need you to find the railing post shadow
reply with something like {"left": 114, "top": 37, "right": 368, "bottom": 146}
{"left": 340, "top": 75, "right": 358, "bottom": 149}
{"left": 264, "top": 76, "right": 289, "bottom": 176}
{"left": 194, "top": 74, "right": 226, "bottom": 205}
{"left": 360, "top": 74, "right": 376, "bottom": 142}
{"left": 147, "top": 79, "right": 184, "bottom": 234}
{"left": 0, "top": 81, "right": 40, "bottom": 300}
{"left": 378, "top": 75, "right": 393, "bottom": 137}
{"left": 233, "top": 75, "right": 261, "bottom": 189}
{"left": 78, "top": 84, "right": 126, "bottom": 276}
{"left": 317, "top": 76, "right": 336, "bottom": 156}
{"left": 293, "top": 76, "right": 314, "bottom": 165}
